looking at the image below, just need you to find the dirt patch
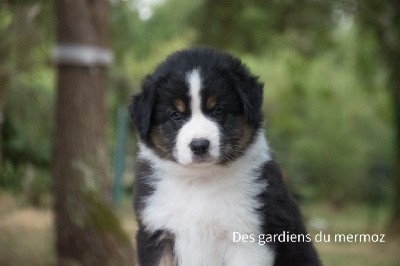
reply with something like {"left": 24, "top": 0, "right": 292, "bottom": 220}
{"left": 0, "top": 208, "right": 53, "bottom": 231}
{"left": 0, "top": 191, "right": 18, "bottom": 213}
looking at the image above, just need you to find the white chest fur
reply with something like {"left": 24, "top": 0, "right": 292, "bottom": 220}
{"left": 138, "top": 132, "right": 275, "bottom": 266}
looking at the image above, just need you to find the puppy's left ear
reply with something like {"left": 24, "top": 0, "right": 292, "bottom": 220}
{"left": 129, "top": 78, "right": 155, "bottom": 141}
{"left": 232, "top": 70, "right": 264, "bottom": 126}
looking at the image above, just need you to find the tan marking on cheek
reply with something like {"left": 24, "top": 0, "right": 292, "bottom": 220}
{"left": 237, "top": 117, "right": 255, "bottom": 149}
{"left": 150, "top": 127, "right": 170, "bottom": 158}
{"left": 206, "top": 96, "right": 217, "bottom": 110}
{"left": 242, "top": 124, "right": 255, "bottom": 146}
{"left": 219, "top": 116, "right": 257, "bottom": 164}
{"left": 174, "top": 99, "right": 186, "bottom": 113}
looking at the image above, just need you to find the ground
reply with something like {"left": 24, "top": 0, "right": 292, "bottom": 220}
{"left": 0, "top": 191, "right": 399, "bottom": 266}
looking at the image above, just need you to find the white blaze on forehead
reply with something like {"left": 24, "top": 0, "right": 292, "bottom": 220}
{"left": 187, "top": 69, "right": 202, "bottom": 113}
{"left": 174, "top": 69, "right": 220, "bottom": 165}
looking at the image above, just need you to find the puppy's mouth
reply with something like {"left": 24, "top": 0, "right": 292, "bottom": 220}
{"left": 194, "top": 154, "right": 217, "bottom": 163}
{"left": 179, "top": 154, "right": 219, "bottom": 167}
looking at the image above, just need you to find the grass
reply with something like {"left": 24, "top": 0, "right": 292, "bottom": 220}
{"left": 302, "top": 201, "right": 400, "bottom": 266}
{"left": 0, "top": 191, "right": 399, "bottom": 265}
{"left": 0, "top": 192, "right": 54, "bottom": 266}
{"left": 0, "top": 191, "right": 137, "bottom": 266}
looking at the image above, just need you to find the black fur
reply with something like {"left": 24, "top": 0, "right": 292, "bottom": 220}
{"left": 136, "top": 229, "right": 165, "bottom": 266}
{"left": 130, "top": 80, "right": 155, "bottom": 141}
{"left": 134, "top": 160, "right": 173, "bottom": 265}
{"left": 133, "top": 160, "right": 155, "bottom": 221}
{"left": 258, "top": 160, "right": 321, "bottom": 265}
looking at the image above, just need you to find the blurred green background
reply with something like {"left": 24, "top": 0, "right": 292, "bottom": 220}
{"left": 0, "top": 0, "right": 399, "bottom": 265}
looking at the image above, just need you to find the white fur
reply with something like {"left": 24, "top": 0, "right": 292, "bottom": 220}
{"left": 174, "top": 69, "right": 220, "bottom": 165}
{"left": 138, "top": 131, "right": 275, "bottom": 266}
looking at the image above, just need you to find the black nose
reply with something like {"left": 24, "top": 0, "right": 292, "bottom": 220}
{"left": 190, "top": 138, "right": 210, "bottom": 155}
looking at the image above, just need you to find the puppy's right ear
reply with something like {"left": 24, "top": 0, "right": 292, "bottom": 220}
{"left": 129, "top": 79, "right": 155, "bottom": 141}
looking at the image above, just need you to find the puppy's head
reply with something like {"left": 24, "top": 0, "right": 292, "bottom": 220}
{"left": 130, "top": 47, "right": 263, "bottom": 166}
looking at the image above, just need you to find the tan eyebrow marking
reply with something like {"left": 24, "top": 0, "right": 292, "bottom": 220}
{"left": 206, "top": 96, "right": 217, "bottom": 110}
{"left": 174, "top": 99, "right": 186, "bottom": 113}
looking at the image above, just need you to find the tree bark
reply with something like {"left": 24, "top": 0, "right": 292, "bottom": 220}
{"left": 379, "top": 2, "right": 400, "bottom": 237}
{"left": 53, "top": 0, "right": 134, "bottom": 264}
{"left": 358, "top": 0, "right": 400, "bottom": 237}
{"left": 387, "top": 41, "right": 400, "bottom": 236}
{"left": 389, "top": 59, "right": 400, "bottom": 236}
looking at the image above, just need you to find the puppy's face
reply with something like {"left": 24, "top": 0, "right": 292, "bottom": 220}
{"left": 130, "top": 48, "right": 263, "bottom": 166}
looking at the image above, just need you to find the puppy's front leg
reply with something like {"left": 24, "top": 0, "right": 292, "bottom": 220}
{"left": 136, "top": 227, "right": 175, "bottom": 266}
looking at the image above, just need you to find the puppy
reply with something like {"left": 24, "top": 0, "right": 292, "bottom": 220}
{"left": 130, "top": 47, "right": 321, "bottom": 266}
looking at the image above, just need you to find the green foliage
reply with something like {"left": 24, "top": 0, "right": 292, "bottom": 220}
{"left": 191, "top": 0, "right": 334, "bottom": 53}
{"left": 243, "top": 27, "right": 393, "bottom": 202}
{"left": 74, "top": 0, "right": 398, "bottom": 205}
{"left": 0, "top": 160, "right": 51, "bottom": 205}
{"left": 0, "top": 160, "right": 25, "bottom": 191}
{"left": 25, "top": 166, "right": 51, "bottom": 206}
{"left": 111, "top": 0, "right": 199, "bottom": 61}
{"left": 3, "top": 70, "right": 54, "bottom": 167}
{"left": 0, "top": 3, "right": 53, "bottom": 197}
{"left": 0, "top": 0, "right": 395, "bottom": 207}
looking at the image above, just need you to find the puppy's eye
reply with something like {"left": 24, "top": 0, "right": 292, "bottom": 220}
{"left": 170, "top": 111, "right": 183, "bottom": 120}
{"left": 212, "top": 106, "right": 225, "bottom": 116}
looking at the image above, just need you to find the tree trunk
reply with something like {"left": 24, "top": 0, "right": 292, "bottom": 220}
{"left": 382, "top": 3, "right": 400, "bottom": 237}
{"left": 387, "top": 46, "right": 400, "bottom": 236}
{"left": 53, "top": 0, "right": 134, "bottom": 264}
{"left": 373, "top": 1, "right": 400, "bottom": 237}
{"left": 358, "top": 0, "right": 400, "bottom": 237}
{"left": 389, "top": 68, "right": 400, "bottom": 236}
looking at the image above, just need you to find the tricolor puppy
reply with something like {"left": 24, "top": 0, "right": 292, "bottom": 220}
{"left": 130, "top": 48, "right": 320, "bottom": 266}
